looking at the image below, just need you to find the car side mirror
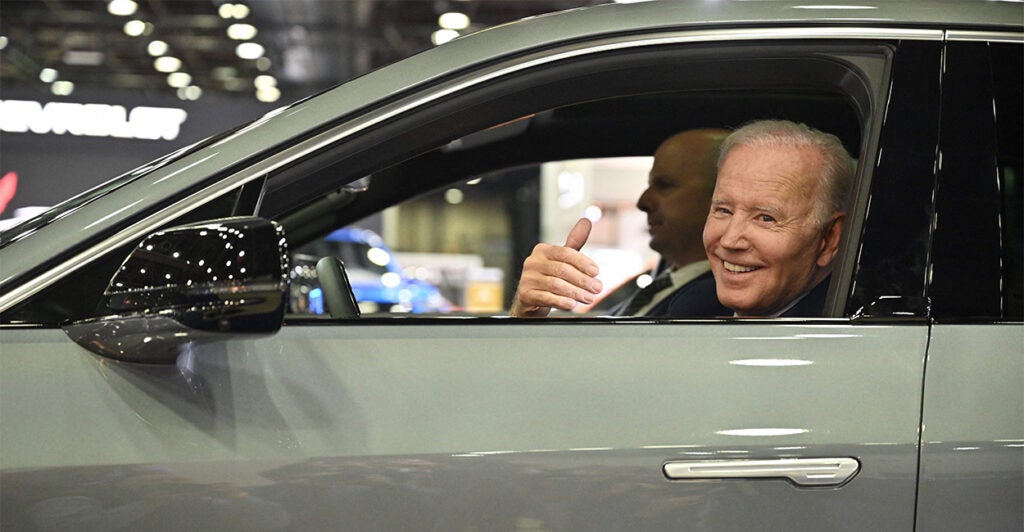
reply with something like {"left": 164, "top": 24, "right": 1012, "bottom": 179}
{"left": 63, "top": 217, "right": 290, "bottom": 364}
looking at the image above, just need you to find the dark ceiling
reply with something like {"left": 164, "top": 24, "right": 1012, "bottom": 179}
{"left": 0, "top": 0, "right": 607, "bottom": 103}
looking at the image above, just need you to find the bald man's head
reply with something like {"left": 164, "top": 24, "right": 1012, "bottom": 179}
{"left": 637, "top": 128, "right": 730, "bottom": 267}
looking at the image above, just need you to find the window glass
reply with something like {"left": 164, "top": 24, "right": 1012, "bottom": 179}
{"left": 993, "top": 43, "right": 1023, "bottom": 319}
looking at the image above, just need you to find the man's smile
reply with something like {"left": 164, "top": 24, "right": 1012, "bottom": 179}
{"left": 723, "top": 260, "right": 759, "bottom": 273}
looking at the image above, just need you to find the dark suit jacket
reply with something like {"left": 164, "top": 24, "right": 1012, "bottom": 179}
{"left": 662, "top": 275, "right": 830, "bottom": 318}
{"left": 778, "top": 277, "right": 830, "bottom": 317}
{"left": 649, "top": 270, "right": 730, "bottom": 317}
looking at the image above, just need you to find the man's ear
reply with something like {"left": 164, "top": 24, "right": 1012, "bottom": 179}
{"left": 816, "top": 212, "right": 845, "bottom": 268}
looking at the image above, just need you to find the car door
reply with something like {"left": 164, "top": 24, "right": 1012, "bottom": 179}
{"left": 1, "top": 25, "right": 946, "bottom": 531}
{"left": 914, "top": 38, "right": 1024, "bottom": 531}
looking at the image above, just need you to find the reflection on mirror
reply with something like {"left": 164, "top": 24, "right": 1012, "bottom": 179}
{"left": 63, "top": 216, "right": 290, "bottom": 363}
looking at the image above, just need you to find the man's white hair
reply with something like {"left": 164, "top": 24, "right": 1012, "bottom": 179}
{"left": 718, "top": 120, "right": 855, "bottom": 226}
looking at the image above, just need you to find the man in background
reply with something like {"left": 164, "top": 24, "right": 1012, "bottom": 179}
{"left": 510, "top": 128, "right": 730, "bottom": 317}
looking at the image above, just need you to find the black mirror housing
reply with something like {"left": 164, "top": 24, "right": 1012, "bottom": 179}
{"left": 63, "top": 217, "right": 290, "bottom": 363}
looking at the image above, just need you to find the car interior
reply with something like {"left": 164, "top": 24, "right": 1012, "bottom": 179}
{"left": 268, "top": 88, "right": 864, "bottom": 319}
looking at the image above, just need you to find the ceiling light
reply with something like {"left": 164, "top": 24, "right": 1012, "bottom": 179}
{"left": 177, "top": 85, "right": 202, "bottom": 101}
{"left": 256, "top": 57, "right": 272, "bottom": 71}
{"left": 227, "top": 23, "right": 257, "bottom": 40}
{"left": 253, "top": 75, "right": 276, "bottom": 89}
{"left": 431, "top": 29, "right": 459, "bottom": 46}
{"left": 123, "top": 19, "right": 147, "bottom": 37}
{"left": 147, "top": 40, "right": 168, "bottom": 56}
{"left": 0, "top": 36, "right": 7, "bottom": 50}
{"left": 438, "top": 12, "right": 470, "bottom": 30}
{"left": 153, "top": 56, "right": 182, "bottom": 73}
{"left": 39, "top": 68, "right": 58, "bottom": 83}
{"left": 167, "top": 72, "right": 192, "bottom": 88}
{"left": 256, "top": 86, "right": 280, "bottom": 103}
{"left": 52, "top": 81, "right": 74, "bottom": 96}
{"left": 444, "top": 188, "right": 464, "bottom": 204}
{"left": 107, "top": 0, "right": 138, "bottom": 16}
{"left": 219, "top": 3, "right": 250, "bottom": 19}
{"left": 235, "top": 42, "right": 264, "bottom": 60}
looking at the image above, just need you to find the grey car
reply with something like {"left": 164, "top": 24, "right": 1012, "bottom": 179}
{"left": 1, "top": 1, "right": 1021, "bottom": 530}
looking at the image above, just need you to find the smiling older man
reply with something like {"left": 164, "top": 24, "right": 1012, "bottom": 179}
{"left": 669, "top": 119, "right": 855, "bottom": 317}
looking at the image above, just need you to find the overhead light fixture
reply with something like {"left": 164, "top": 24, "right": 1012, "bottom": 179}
{"left": 235, "top": 42, "right": 264, "bottom": 60}
{"left": 52, "top": 80, "right": 75, "bottom": 96}
{"left": 227, "top": 23, "right": 257, "bottom": 40}
{"left": 219, "top": 3, "right": 250, "bottom": 20}
{"left": 253, "top": 75, "right": 276, "bottom": 89}
{"left": 438, "top": 12, "right": 470, "bottom": 30}
{"left": 39, "top": 68, "right": 58, "bottom": 83}
{"left": 431, "top": 29, "right": 459, "bottom": 45}
{"left": 177, "top": 85, "right": 202, "bottom": 101}
{"left": 255, "top": 86, "right": 280, "bottom": 103}
{"left": 256, "top": 57, "right": 272, "bottom": 71}
{"left": 167, "top": 72, "right": 192, "bottom": 88}
{"left": 153, "top": 56, "right": 182, "bottom": 73}
{"left": 147, "top": 40, "right": 168, "bottom": 56}
{"left": 123, "top": 19, "right": 147, "bottom": 37}
{"left": 107, "top": 0, "right": 138, "bottom": 16}
{"left": 0, "top": 36, "right": 8, "bottom": 50}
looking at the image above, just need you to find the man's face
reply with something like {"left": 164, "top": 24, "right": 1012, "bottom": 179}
{"left": 636, "top": 139, "right": 714, "bottom": 267}
{"left": 703, "top": 143, "right": 841, "bottom": 316}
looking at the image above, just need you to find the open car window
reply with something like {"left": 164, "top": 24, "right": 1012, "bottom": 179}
{"left": 261, "top": 43, "right": 884, "bottom": 320}
{"left": 288, "top": 156, "right": 656, "bottom": 316}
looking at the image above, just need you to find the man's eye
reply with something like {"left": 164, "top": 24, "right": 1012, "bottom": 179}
{"left": 714, "top": 207, "right": 732, "bottom": 215}
{"left": 759, "top": 214, "right": 776, "bottom": 223}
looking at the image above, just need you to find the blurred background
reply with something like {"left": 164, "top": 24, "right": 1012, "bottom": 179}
{"left": 0, "top": 0, "right": 612, "bottom": 217}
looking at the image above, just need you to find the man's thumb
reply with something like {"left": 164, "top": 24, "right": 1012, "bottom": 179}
{"left": 563, "top": 217, "right": 592, "bottom": 251}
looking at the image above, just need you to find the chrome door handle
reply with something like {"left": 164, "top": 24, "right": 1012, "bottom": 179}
{"left": 663, "top": 457, "right": 860, "bottom": 487}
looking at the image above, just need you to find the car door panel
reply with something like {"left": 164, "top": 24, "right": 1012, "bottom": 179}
{"left": 2, "top": 321, "right": 925, "bottom": 529}
{"left": 917, "top": 325, "right": 1024, "bottom": 530}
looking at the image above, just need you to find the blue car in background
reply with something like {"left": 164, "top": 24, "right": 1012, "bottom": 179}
{"left": 291, "top": 227, "right": 450, "bottom": 314}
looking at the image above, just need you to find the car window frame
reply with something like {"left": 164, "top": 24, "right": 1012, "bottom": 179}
{"left": 257, "top": 42, "right": 896, "bottom": 321}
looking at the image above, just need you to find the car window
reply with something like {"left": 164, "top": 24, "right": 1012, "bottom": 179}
{"left": 263, "top": 45, "right": 884, "bottom": 320}
{"left": 993, "top": 43, "right": 1023, "bottom": 320}
{"left": 929, "top": 41, "right": 1023, "bottom": 321}
{"left": 288, "top": 157, "right": 655, "bottom": 316}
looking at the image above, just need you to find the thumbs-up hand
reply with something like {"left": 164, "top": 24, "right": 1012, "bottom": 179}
{"left": 510, "top": 218, "right": 604, "bottom": 317}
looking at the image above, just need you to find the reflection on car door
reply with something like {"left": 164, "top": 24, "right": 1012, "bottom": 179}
{"left": 1, "top": 321, "right": 927, "bottom": 529}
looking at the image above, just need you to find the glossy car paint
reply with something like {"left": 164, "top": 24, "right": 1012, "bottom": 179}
{"left": 0, "top": 1, "right": 1021, "bottom": 530}
{"left": 2, "top": 322, "right": 926, "bottom": 529}
{"left": 916, "top": 325, "right": 1024, "bottom": 530}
